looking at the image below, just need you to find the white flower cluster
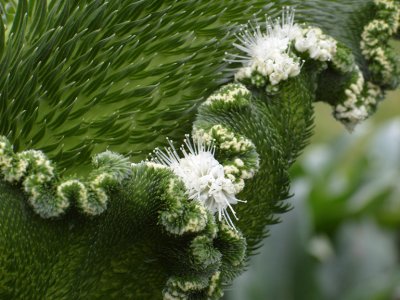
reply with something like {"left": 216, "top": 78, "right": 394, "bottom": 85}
{"left": 223, "top": 158, "right": 252, "bottom": 194}
{"left": 230, "top": 7, "right": 337, "bottom": 87}
{"left": 214, "top": 125, "right": 254, "bottom": 153}
{"left": 364, "top": 82, "right": 382, "bottom": 105}
{"left": 361, "top": 20, "right": 391, "bottom": 50}
{"left": 231, "top": 7, "right": 302, "bottom": 86}
{"left": 334, "top": 70, "right": 367, "bottom": 131}
{"left": 360, "top": 0, "right": 400, "bottom": 86}
{"left": 369, "top": 47, "right": 393, "bottom": 80}
{"left": 153, "top": 136, "right": 244, "bottom": 229}
{"left": 374, "top": 0, "right": 400, "bottom": 34}
{"left": 332, "top": 0, "right": 399, "bottom": 130}
{"left": 193, "top": 125, "right": 257, "bottom": 163}
{"left": 193, "top": 124, "right": 259, "bottom": 194}
{"left": 235, "top": 56, "right": 301, "bottom": 86}
{"left": 334, "top": 70, "right": 381, "bottom": 131}
{"left": 294, "top": 27, "right": 337, "bottom": 62}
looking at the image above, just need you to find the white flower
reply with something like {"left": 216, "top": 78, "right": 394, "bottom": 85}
{"left": 294, "top": 27, "right": 337, "bottom": 61}
{"left": 227, "top": 7, "right": 338, "bottom": 87}
{"left": 231, "top": 7, "right": 302, "bottom": 63}
{"left": 333, "top": 69, "right": 371, "bottom": 131}
{"left": 153, "top": 135, "right": 243, "bottom": 229}
{"left": 227, "top": 7, "right": 303, "bottom": 85}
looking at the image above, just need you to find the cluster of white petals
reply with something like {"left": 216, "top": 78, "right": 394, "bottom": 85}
{"left": 374, "top": 0, "right": 400, "bottom": 34}
{"left": 229, "top": 7, "right": 337, "bottom": 86}
{"left": 153, "top": 136, "right": 243, "bottom": 229}
{"left": 294, "top": 27, "right": 337, "bottom": 61}
{"left": 230, "top": 7, "right": 303, "bottom": 85}
{"left": 360, "top": 20, "right": 395, "bottom": 84}
{"left": 334, "top": 70, "right": 367, "bottom": 131}
{"left": 334, "top": 70, "right": 381, "bottom": 131}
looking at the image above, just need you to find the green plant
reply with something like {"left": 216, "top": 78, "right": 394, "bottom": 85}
{"left": 0, "top": 0, "right": 398, "bottom": 299}
{"left": 227, "top": 118, "right": 400, "bottom": 300}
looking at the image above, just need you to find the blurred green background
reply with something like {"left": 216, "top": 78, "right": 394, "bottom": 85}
{"left": 225, "top": 47, "right": 400, "bottom": 300}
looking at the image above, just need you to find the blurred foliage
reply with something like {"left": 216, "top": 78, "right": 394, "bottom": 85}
{"left": 225, "top": 88, "right": 400, "bottom": 300}
{"left": 294, "top": 117, "right": 400, "bottom": 233}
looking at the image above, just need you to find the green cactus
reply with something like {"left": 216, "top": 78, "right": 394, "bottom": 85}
{"left": 0, "top": 0, "right": 399, "bottom": 299}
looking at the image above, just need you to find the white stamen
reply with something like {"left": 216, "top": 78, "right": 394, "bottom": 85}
{"left": 227, "top": 7, "right": 303, "bottom": 86}
{"left": 153, "top": 135, "right": 241, "bottom": 229}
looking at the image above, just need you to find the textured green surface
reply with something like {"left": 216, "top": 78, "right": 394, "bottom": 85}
{"left": 194, "top": 62, "right": 317, "bottom": 250}
{"left": 0, "top": 169, "right": 169, "bottom": 299}
{"left": 0, "top": 0, "right": 378, "bottom": 172}
{"left": 0, "top": 0, "right": 398, "bottom": 299}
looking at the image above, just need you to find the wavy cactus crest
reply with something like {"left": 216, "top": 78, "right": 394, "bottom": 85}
{"left": 0, "top": 0, "right": 399, "bottom": 299}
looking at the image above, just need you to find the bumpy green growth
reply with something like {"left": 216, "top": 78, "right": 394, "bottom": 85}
{"left": 193, "top": 120, "right": 259, "bottom": 194}
{"left": 317, "top": 0, "right": 399, "bottom": 130}
{"left": 360, "top": 0, "right": 400, "bottom": 88}
{"left": 0, "top": 135, "right": 134, "bottom": 218}
{"left": 159, "top": 176, "right": 209, "bottom": 235}
{"left": 0, "top": 0, "right": 399, "bottom": 299}
{"left": 332, "top": 42, "right": 357, "bottom": 73}
{"left": 0, "top": 0, "right": 281, "bottom": 172}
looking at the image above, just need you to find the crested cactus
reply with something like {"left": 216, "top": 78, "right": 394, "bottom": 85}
{"left": 0, "top": 0, "right": 399, "bottom": 299}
